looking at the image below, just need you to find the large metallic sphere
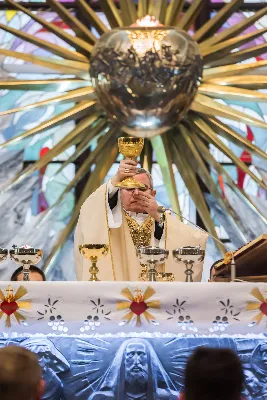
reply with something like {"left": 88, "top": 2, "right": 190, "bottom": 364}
{"left": 90, "top": 27, "right": 202, "bottom": 138}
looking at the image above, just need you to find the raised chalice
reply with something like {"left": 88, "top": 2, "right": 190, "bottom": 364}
{"left": 9, "top": 245, "right": 44, "bottom": 281}
{"left": 173, "top": 246, "right": 205, "bottom": 282}
{"left": 136, "top": 246, "right": 169, "bottom": 281}
{"left": 0, "top": 248, "right": 8, "bottom": 263}
{"left": 79, "top": 244, "right": 109, "bottom": 281}
{"left": 115, "top": 137, "right": 146, "bottom": 189}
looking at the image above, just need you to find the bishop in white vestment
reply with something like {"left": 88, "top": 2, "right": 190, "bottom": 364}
{"left": 74, "top": 160, "right": 208, "bottom": 281}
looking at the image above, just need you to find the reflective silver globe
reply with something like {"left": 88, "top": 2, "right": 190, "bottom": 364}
{"left": 90, "top": 26, "right": 202, "bottom": 138}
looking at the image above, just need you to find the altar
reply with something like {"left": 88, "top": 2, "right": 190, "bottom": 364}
{"left": 0, "top": 281, "right": 266, "bottom": 399}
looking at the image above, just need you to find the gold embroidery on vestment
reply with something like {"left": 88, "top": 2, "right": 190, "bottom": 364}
{"left": 124, "top": 210, "right": 154, "bottom": 248}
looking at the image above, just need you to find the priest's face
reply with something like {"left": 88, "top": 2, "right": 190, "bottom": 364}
{"left": 120, "top": 173, "right": 156, "bottom": 213}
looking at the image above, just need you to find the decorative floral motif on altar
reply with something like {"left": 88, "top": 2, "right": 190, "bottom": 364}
{"left": 166, "top": 299, "right": 197, "bottom": 332}
{"left": 209, "top": 298, "right": 240, "bottom": 333}
{"left": 37, "top": 297, "right": 68, "bottom": 333}
{"left": 246, "top": 287, "right": 267, "bottom": 327}
{"left": 80, "top": 298, "right": 111, "bottom": 333}
{"left": 117, "top": 286, "right": 160, "bottom": 327}
{"left": 0, "top": 285, "right": 31, "bottom": 328}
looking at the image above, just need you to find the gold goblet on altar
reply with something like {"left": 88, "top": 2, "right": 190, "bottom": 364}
{"left": 79, "top": 244, "right": 109, "bottom": 281}
{"left": 114, "top": 137, "right": 146, "bottom": 190}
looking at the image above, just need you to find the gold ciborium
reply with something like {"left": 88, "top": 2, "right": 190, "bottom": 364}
{"left": 115, "top": 137, "right": 146, "bottom": 189}
{"left": 79, "top": 244, "right": 109, "bottom": 281}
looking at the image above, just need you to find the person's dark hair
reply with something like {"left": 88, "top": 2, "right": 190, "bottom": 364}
{"left": 0, "top": 346, "right": 42, "bottom": 400}
{"left": 10, "top": 265, "right": 46, "bottom": 281}
{"left": 183, "top": 347, "right": 244, "bottom": 400}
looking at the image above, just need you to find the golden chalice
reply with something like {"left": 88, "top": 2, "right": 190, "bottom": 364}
{"left": 79, "top": 244, "right": 109, "bottom": 281}
{"left": 115, "top": 137, "right": 146, "bottom": 189}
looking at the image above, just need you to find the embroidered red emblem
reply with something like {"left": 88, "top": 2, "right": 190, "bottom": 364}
{"left": 130, "top": 301, "right": 148, "bottom": 316}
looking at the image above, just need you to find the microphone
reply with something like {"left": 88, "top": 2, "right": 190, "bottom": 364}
{"left": 157, "top": 206, "right": 237, "bottom": 282}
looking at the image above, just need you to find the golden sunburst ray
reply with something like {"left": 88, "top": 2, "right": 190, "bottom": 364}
{"left": 100, "top": 0, "right": 123, "bottom": 28}
{"left": 165, "top": 0, "right": 184, "bottom": 26}
{"left": 0, "top": 87, "right": 96, "bottom": 117}
{"left": 201, "top": 6, "right": 267, "bottom": 48}
{"left": 0, "top": 48, "right": 89, "bottom": 76}
{"left": 0, "top": 79, "right": 87, "bottom": 91}
{"left": 205, "top": 75, "right": 267, "bottom": 90}
{"left": 149, "top": 0, "right": 168, "bottom": 23}
{"left": 6, "top": 0, "right": 93, "bottom": 54}
{"left": 46, "top": 0, "right": 97, "bottom": 44}
{"left": 204, "top": 117, "right": 267, "bottom": 161}
{"left": 151, "top": 135, "right": 182, "bottom": 219}
{"left": 203, "top": 60, "right": 267, "bottom": 79}
{"left": 201, "top": 28, "right": 267, "bottom": 61}
{"left": 207, "top": 43, "right": 267, "bottom": 68}
{"left": 0, "top": 22, "right": 88, "bottom": 62}
{"left": 140, "top": 139, "right": 153, "bottom": 172}
{"left": 120, "top": 0, "right": 137, "bottom": 25}
{"left": 0, "top": 101, "right": 97, "bottom": 151}
{"left": 78, "top": 0, "right": 109, "bottom": 35}
{"left": 1, "top": 0, "right": 267, "bottom": 274}
{"left": 138, "top": 0, "right": 148, "bottom": 19}
{"left": 178, "top": 0, "right": 202, "bottom": 31}
{"left": 198, "top": 84, "right": 267, "bottom": 103}
{"left": 192, "top": 93, "right": 267, "bottom": 130}
{"left": 193, "top": 0, "right": 243, "bottom": 43}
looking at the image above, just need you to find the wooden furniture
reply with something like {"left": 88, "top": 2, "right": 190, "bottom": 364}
{"left": 211, "top": 234, "right": 267, "bottom": 282}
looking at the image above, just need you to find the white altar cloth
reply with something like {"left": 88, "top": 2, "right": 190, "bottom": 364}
{"left": 0, "top": 281, "right": 266, "bottom": 336}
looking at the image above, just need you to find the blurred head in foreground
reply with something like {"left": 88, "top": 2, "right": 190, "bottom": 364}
{"left": 11, "top": 265, "right": 46, "bottom": 281}
{"left": 0, "top": 346, "right": 44, "bottom": 400}
{"left": 181, "top": 347, "right": 244, "bottom": 400}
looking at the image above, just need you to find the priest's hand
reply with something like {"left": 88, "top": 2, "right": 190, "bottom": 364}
{"left": 111, "top": 159, "right": 137, "bottom": 186}
{"left": 133, "top": 191, "right": 161, "bottom": 222}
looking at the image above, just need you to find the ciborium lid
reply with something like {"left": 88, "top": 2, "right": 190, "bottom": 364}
{"left": 136, "top": 246, "right": 169, "bottom": 264}
{"left": 9, "top": 245, "right": 43, "bottom": 266}
{"left": 173, "top": 246, "right": 205, "bottom": 263}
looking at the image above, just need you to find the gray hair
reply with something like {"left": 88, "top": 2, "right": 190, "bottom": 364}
{"left": 136, "top": 168, "right": 153, "bottom": 189}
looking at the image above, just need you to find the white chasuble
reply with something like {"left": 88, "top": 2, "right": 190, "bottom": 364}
{"left": 74, "top": 182, "right": 208, "bottom": 281}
